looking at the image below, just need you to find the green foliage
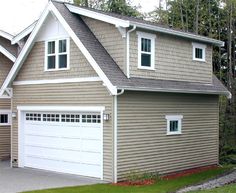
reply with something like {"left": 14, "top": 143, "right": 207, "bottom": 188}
{"left": 21, "top": 167, "right": 229, "bottom": 193}
{"left": 125, "top": 170, "right": 159, "bottom": 182}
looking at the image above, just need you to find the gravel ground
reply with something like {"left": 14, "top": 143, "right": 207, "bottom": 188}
{"left": 176, "top": 169, "right": 236, "bottom": 193}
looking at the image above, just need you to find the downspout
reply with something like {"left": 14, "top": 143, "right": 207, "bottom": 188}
{"left": 113, "top": 89, "right": 124, "bottom": 183}
{"left": 126, "top": 26, "right": 136, "bottom": 78}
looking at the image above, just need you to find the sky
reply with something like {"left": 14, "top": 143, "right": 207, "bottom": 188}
{"left": 0, "top": 0, "right": 159, "bottom": 35}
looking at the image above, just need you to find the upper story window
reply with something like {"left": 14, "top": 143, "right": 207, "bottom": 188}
{"left": 0, "top": 110, "right": 11, "bottom": 126}
{"left": 45, "top": 38, "right": 70, "bottom": 71}
{"left": 137, "top": 32, "right": 156, "bottom": 70}
{"left": 165, "top": 115, "right": 183, "bottom": 135}
{"left": 192, "top": 43, "right": 206, "bottom": 62}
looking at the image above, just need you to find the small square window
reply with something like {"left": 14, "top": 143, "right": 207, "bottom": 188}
{"left": 192, "top": 43, "right": 206, "bottom": 62}
{"left": 165, "top": 115, "right": 183, "bottom": 135}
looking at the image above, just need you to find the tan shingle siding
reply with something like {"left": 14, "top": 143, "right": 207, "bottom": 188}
{"left": 12, "top": 82, "right": 114, "bottom": 182}
{"left": 130, "top": 31, "right": 213, "bottom": 83}
{"left": 117, "top": 91, "right": 219, "bottom": 180}
{"left": 0, "top": 99, "right": 11, "bottom": 160}
{"left": 15, "top": 39, "right": 97, "bottom": 81}
{"left": 82, "top": 16, "right": 126, "bottom": 73}
{"left": 0, "top": 53, "right": 13, "bottom": 86}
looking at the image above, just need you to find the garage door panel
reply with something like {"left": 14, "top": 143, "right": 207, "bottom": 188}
{"left": 22, "top": 111, "right": 102, "bottom": 179}
{"left": 25, "top": 156, "right": 101, "bottom": 178}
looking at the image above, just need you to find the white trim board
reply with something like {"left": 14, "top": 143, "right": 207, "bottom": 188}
{"left": 0, "top": 45, "right": 16, "bottom": 62}
{"left": 66, "top": 4, "right": 130, "bottom": 28}
{"left": 0, "top": 2, "right": 117, "bottom": 96}
{"left": 0, "top": 30, "right": 13, "bottom": 41}
{"left": 17, "top": 105, "right": 105, "bottom": 112}
{"left": 13, "top": 77, "right": 102, "bottom": 86}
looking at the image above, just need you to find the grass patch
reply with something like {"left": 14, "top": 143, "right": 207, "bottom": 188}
{"left": 22, "top": 167, "right": 230, "bottom": 193}
{"left": 191, "top": 183, "right": 236, "bottom": 193}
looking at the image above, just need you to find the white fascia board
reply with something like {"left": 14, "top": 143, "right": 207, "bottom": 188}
{"left": 17, "top": 105, "right": 105, "bottom": 112}
{"left": 65, "top": 3, "right": 130, "bottom": 28}
{"left": 0, "top": 30, "right": 13, "bottom": 41}
{"left": 50, "top": 4, "right": 117, "bottom": 95}
{"left": 0, "top": 2, "right": 51, "bottom": 96}
{"left": 0, "top": 45, "right": 16, "bottom": 62}
{"left": 12, "top": 21, "right": 37, "bottom": 45}
{"left": 132, "top": 22, "right": 224, "bottom": 46}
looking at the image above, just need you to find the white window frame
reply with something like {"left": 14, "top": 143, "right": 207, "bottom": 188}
{"left": 165, "top": 115, "right": 183, "bottom": 135}
{"left": 192, "top": 42, "right": 206, "bottom": 62}
{"left": 137, "top": 31, "right": 156, "bottom": 70}
{"left": 45, "top": 38, "right": 70, "bottom": 71}
{"left": 0, "top": 110, "right": 12, "bottom": 126}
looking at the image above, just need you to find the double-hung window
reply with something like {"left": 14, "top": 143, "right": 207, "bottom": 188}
{"left": 165, "top": 115, "right": 183, "bottom": 135}
{"left": 137, "top": 32, "right": 156, "bottom": 70}
{"left": 0, "top": 110, "right": 11, "bottom": 126}
{"left": 192, "top": 43, "right": 206, "bottom": 62}
{"left": 45, "top": 38, "right": 69, "bottom": 70}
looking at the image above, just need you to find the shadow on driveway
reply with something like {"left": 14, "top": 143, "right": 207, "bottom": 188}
{"left": 0, "top": 161, "right": 103, "bottom": 193}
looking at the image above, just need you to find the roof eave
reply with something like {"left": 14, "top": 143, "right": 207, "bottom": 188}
{"left": 118, "top": 86, "right": 231, "bottom": 98}
{"left": 131, "top": 22, "right": 224, "bottom": 46}
{"left": 0, "top": 30, "right": 13, "bottom": 41}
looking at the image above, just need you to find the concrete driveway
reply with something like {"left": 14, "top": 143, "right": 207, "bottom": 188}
{"left": 0, "top": 161, "right": 103, "bottom": 193}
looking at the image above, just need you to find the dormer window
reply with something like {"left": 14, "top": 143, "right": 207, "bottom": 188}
{"left": 192, "top": 43, "right": 206, "bottom": 62}
{"left": 45, "top": 38, "right": 70, "bottom": 71}
{"left": 137, "top": 32, "right": 156, "bottom": 70}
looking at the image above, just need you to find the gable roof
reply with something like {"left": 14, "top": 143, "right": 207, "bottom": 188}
{"left": 0, "top": 1, "right": 230, "bottom": 98}
{"left": 65, "top": 3, "right": 224, "bottom": 46}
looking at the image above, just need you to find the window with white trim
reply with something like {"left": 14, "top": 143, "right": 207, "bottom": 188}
{"left": 192, "top": 43, "right": 206, "bottom": 62}
{"left": 137, "top": 32, "right": 156, "bottom": 69}
{"left": 165, "top": 115, "right": 183, "bottom": 135}
{"left": 45, "top": 38, "right": 69, "bottom": 70}
{"left": 0, "top": 110, "right": 11, "bottom": 126}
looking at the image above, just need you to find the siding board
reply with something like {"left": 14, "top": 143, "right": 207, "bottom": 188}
{"left": 117, "top": 91, "right": 219, "bottom": 180}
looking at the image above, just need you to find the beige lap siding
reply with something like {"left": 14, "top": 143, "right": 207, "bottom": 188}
{"left": 15, "top": 39, "right": 97, "bottom": 81}
{"left": 0, "top": 99, "right": 11, "bottom": 160}
{"left": 117, "top": 91, "right": 219, "bottom": 180}
{"left": 129, "top": 31, "right": 213, "bottom": 84}
{"left": 12, "top": 82, "right": 114, "bottom": 182}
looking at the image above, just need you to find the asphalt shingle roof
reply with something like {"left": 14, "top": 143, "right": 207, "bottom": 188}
{"left": 52, "top": 1, "right": 229, "bottom": 97}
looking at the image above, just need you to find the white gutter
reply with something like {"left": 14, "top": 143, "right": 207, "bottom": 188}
{"left": 126, "top": 26, "right": 136, "bottom": 78}
{"left": 131, "top": 22, "right": 224, "bottom": 47}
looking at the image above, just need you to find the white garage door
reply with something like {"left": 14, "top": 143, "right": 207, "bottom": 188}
{"left": 22, "top": 112, "right": 102, "bottom": 178}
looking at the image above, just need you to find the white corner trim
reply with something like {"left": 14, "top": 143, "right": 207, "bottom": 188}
{"left": 65, "top": 3, "right": 130, "bottom": 28}
{"left": 0, "top": 2, "right": 117, "bottom": 96}
{"left": 165, "top": 115, "right": 183, "bottom": 135}
{"left": 0, "top": 30, "right": 13, "bottom": 41}
{"left": 13, "top": 77, "right": 102, "bottom": 86}
{"left": 113, "top": 95, "right": 118, "bottom": 183}
{"left": 192, "top": 42, "right": 206, "bottom": 62}
{"left": 0, "top": 45, "right": 16, "bottom": 62}
{"left": 12, "top": 21, "right": 37, "bottom": 45}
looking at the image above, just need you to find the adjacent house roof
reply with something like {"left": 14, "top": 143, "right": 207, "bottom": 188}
{"left": 0, "top": 31, "right": 17, "bottom": 62}
{"left": 0, "top": 1, "right": 230, "bottom": 98}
